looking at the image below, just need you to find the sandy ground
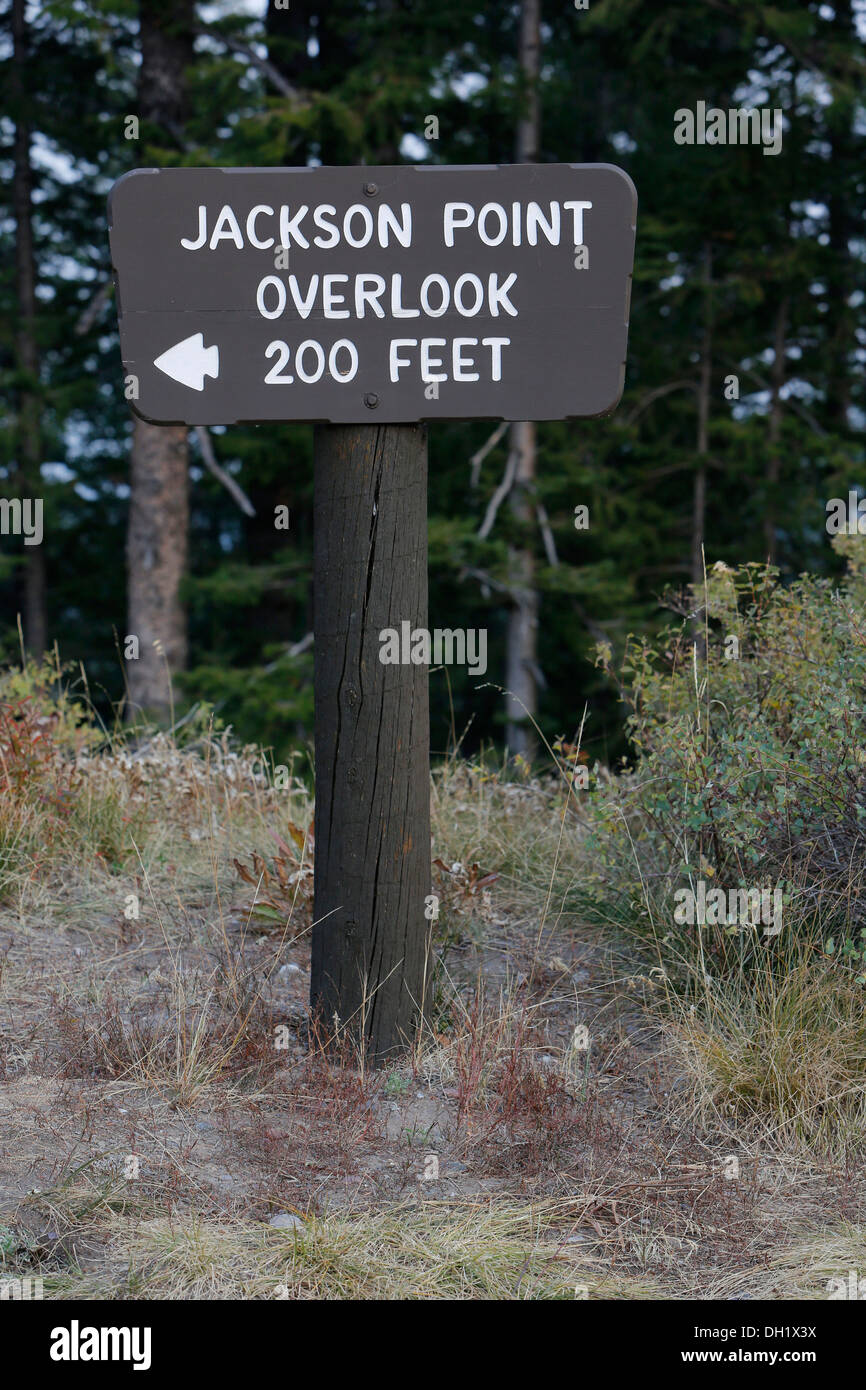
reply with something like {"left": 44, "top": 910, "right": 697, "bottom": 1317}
{"left": 1, "top": 880, "right": 862, "bottom": 1300}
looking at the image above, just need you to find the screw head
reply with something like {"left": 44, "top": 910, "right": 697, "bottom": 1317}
{"left": 364, "top": 181, "right": 378, "bottom": 196}
{"left": 364, "top": 392, "right": 379, "bottom": 409}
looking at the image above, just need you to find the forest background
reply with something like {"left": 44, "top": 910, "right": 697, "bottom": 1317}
{"left": 1, "top": 0, "right": 863, "bottom": 768}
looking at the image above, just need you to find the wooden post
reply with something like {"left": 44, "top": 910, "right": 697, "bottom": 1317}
{"left": 311, "top": 423, "right": 431, "bottom": 1064}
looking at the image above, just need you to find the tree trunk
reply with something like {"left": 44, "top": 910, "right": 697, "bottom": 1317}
{"left": 515, "top": 0, "right": 541, "bottom": 165}
{"left": 311, "top": 425, "right": 431, "bottom": 1064}
{"left": 691, "top": 243, "right": 713, "bottom": 595}
{"left": 824, "top": 0, "right": 855, "bottom": 434}
{"left": 11, "top": 0, "right": 46, "bottom": 658}
{"left": 764, "top": 295, "right": 788, "bottom": 565}
{"left": 126, "top": 417, "right": 189, "bottom": 715}
{"left": 505, "top": 422, "right": 539, "bottom": 754}
{"left": 126, "top": 0, "right": 194, "bottom": 720}
{"left": 504, "top": 0, "right": 541, "bottom": 757}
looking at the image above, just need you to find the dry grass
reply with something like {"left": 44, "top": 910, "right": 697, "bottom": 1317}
{"left": 663, "top": 931, "right": 866, "bottom": 1157}
{"left": 429, "top": 752, "right": 590, "bottom": 937}
{"left": 711, "top": 1224, "right": 866, "bottom": 1300}
{"left": 27, "top": 1197, "right": 665, "bottom": 1301}
{"left": 1, "top": 659, "right": 865, "bottom": 1300}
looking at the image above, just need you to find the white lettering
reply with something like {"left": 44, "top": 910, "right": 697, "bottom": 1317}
{"left": 246, "top": 205, "right": 275, "bottom": 249}
{"left": 443, "top": 202, "right": 475, "bottom": 246}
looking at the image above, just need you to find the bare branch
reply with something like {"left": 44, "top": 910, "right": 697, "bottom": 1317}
{"left": 720, "top": 356, "right": 828, "bottom": 439}
{"left": 535, "top": 501, "right": 559, "bottom": 567}
{"left": 460, "top": 564, "right": 607, "bottom": 655}
{"left": 75, "top": 278, "right": 112, "bottom": 336}
{"left": 194, "top": 426, "right": 256, "bottom": 517}
{"left": 262, "top": 632, "right": 313, "bottom": 675}
{"left": 477, "top": 447, "right": 518, "bottom": 540}
{"left": 469, "top": 420, "right": 508, "bottom": 489}
{"left": 623, "top": 379, "right": 698, "bottom": 427}
{"left": 458, "top": 565, "right": 514, "bottom": 600}
{"left": 194, "top": 25, "right": 311, "bottom": 104}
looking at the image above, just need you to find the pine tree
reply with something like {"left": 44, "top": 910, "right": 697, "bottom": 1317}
{"left": 126, "top": 0, "right": 196, "bottom": 719}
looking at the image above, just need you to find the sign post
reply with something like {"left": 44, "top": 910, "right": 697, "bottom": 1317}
{"left": 311, "top": 423, "right": 429, "bottom": 1060}
{"left": 109, "top": 162, "right": 636, "bottom": 1061}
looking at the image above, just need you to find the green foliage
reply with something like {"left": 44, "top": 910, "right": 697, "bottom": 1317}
{"left": 584, "top": 540, "right": 866, "bottom": 972}
{"left": 0, "top": 656, "right": 96, "bottom": 899}
{"left": 0, "top": 654, "right": 100, "bottom": 750}
{"left": 0, "top": 0, "right": 863, "bottom": 763}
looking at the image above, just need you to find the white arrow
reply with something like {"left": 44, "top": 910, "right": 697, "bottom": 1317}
{"left": 153, "top": 333, "right": 219, "bottom": 391}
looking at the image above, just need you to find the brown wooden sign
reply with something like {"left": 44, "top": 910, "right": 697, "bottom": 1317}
{"left": 109, "top": 163, "right": 636, "bottom": 426}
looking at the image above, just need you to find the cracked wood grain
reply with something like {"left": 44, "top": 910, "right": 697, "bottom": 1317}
{"left": 311, "top": 424, "right": 431, "bottom": 1063}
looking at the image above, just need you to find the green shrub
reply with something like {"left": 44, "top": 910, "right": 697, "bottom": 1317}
{"left": 583, "top": 538, "right": 866, "bottom": 978}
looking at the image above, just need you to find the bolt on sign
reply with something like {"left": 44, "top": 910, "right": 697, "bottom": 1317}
{"left": 108, "top": 164, "right": 636, "bottom": 425}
